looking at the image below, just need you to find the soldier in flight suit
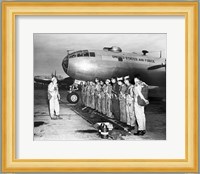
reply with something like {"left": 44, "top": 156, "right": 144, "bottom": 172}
{"left": 88, "top": 81, "right": 93, "bottom": 108}
{"left": 90, "top": 81, "right": 96, "bottom": 109}
{"left": 80, "top": 82, "right": 85, "bottom": 106}
{"left": 124, "top": 76, "right": 136, "bottom": 131}
{"left": 101, "top": 81, "right": 107, "bottom": 115}
{"left": 95, "top": 80, "right": 101, "bottom": 112}
{"left": 94, "top": 78, "right": 99, "bottom": 111}
{"left": 86, "top": 81, "right": 90, "bottom": 107}
{"left": 99, "top": 80, "right": 104, "bottom": 113}
{"left": 83, "top": 82, "right": 87, "bottom": 106}
{"left": 133, "top": 74, "right": 149, "bottom": 136}
{"left": 118, "top": 77, "right": 127, "bottom": 124}
{"left": 111, "top": 77, "right": 120, "bottom": 121}
{"left": 97, "top": 82, "right": 102, "bottom": 113}
{"left": 105, "top": 79, "right": 112, "bottom": 118}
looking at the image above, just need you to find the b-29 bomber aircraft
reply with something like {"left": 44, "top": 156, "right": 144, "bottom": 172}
{"left": 62, "top": 46, "right": 166, "bottom": 103}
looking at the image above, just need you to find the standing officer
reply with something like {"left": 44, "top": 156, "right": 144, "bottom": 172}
{"left": 118, "top": 77, "right": 127, "bottom": 124}
{"left": 124, "top": 76, "right": 135, "bottom": 131}
{"left": 48, "top": 77, "right": 62, "bottom": 120}
{"left": 111, "top": 77, "right": 120, "bottom": 121}
{"left": 133, "top": 74, "right": 149, "bottom": 136}
{"left": 105, "top": 79, "right": 112, "bottom": 118}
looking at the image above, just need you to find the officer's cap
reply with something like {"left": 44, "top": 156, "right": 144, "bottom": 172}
{"left": 117, "top": 77, "right": 123, "bottom": 81}
{"left": 134, "top": 74, "right": 142, "bottom": 81}
{"left": 124, "top": 75, "right": 130, "bottom": 80}
{"left": 106, "top": 79, "right": 111, "bottom": 83}
{"left": 111, "top": 77, "right": 117, "bottom": 80}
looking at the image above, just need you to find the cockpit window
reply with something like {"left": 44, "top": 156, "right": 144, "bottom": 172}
{"left": 68, "top": 53, "right": 76, "bottom": 58}
{"left": 68, "top": 50, "right": 90, "bottom": 58}
{"left": 83, "top": 52, "right": 89, "bottom": 57}
{"left": 82, "top": 50, "right": 89, "bottom": 57}
{"left": 77, "top": 52, "right": 83, "bottom": 57}
{"left": 89, "top": 52, "right": 95, "bottom": 57}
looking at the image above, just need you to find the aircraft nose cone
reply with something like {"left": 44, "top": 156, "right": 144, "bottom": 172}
{"left": 62, "top": 55, "right": 69, "bottom": 74}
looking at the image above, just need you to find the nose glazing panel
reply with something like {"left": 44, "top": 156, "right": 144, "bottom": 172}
{"left": 62, "top": 56, "right": 69, "bottom": 73}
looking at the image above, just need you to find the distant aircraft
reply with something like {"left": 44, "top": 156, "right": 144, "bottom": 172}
{"left": 34, "top": 71, "right": 74, "bottom": 90}
{"left": 62, "top": 46, "right": 166, "bottom": 103}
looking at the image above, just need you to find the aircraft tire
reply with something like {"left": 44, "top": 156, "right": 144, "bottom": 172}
{"left": 67, "top": 92, "right": 79, "bottom": 104}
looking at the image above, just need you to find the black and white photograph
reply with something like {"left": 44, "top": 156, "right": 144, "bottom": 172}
{"left": 34, "top": 33, "right": 166, "bottom": 141}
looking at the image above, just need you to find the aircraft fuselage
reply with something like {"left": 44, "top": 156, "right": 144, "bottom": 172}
{"left": 62, "top": 49, "right": 166, "bottom": 87}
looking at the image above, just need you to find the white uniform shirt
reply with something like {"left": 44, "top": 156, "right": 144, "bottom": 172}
{"left": 133, "top": 82, "right": 146, "bottom": 103}
{"left": 48, "top": 82, "right": 59, "bottom": 100}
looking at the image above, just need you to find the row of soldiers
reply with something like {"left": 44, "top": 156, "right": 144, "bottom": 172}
{"left": 80, "top": 75, "right": 149, "bottom": 136}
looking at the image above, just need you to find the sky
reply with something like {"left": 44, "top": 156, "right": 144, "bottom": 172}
{"left": 34, "top": 33, "right": 166, "bottom": 77}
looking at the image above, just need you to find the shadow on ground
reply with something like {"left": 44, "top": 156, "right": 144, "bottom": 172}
{"left": 34, "top": 121, "right": 48, "bottom": 127}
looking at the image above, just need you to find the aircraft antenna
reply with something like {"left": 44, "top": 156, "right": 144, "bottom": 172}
{"left": 143, "top": 50, "right": 166, "bottom": 58}
{"left": 142, "top": 50, "right": 149, "bottom": 56}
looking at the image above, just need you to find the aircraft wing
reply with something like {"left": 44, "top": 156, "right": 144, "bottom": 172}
{"left": 34, "top": 76, "right": 75, "bottom": 87}
{"left": 34, "top": 77, "right": 51, "bottom": 84}
{"left": 58, "top": 77, "right": 75, "bottom": 86}
{"left": 148, "top": 59, "right": 166, "bottom": 70}
{"left": 147, "top": 64, "right": 166, "bottom": 70}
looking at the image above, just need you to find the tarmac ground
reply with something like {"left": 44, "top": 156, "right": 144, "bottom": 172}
{"left": 34, "top": 89, "right": 166, "bottom": 141}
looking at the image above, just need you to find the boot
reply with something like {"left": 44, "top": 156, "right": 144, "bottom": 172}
{"left": 57, "top": 115, "right": 63, "bottom": 119}
{"left": 134, "top": 130, "right": 143, "bottom": 136}
{"left": 141, "top": 130, "right": 146, "bottom": 135}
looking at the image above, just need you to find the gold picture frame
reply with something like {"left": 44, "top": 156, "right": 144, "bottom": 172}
{"left": 2, "top": 2, "right": 198, "bottom": 172}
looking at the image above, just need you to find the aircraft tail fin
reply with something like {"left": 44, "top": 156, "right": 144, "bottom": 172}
{"left": 51, "top": 71, "right": 57, "bottom": 78}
